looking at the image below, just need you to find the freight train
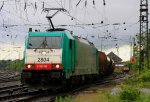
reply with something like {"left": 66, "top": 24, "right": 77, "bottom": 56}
{"left": 21, "top": 29, "right": 115, "bottom": 86}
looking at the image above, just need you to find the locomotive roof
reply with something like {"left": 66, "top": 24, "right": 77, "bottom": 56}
{"left": 28, "top": 30, "right": 74, "bottom": 40}
{"left": 28, "top": 31, "right": 95, "bottom": 46}
{"left": 73, "top": 36, "right": 94, "bottom": 46}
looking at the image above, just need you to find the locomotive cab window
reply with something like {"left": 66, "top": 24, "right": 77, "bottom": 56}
{"left": 28, "top": 36, "right": 62, "bottom": 49}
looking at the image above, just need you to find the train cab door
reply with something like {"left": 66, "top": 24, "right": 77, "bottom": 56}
{"left": 69, "top": 40, "right": 75, "bottom": 72}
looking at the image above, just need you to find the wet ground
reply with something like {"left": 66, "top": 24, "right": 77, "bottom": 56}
{"left": 73, "top": 80, "right": 122, "bottom": 102}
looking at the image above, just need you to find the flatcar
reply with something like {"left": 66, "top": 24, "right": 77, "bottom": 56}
{"left": 21, "top": 29, "right": 115, "bottom": 86}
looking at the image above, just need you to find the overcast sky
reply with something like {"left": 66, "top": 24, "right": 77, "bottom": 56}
{"left": 0, "top": 0, "right": 146, "bottom": 60}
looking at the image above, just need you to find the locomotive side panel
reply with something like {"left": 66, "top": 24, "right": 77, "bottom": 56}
{"left": 61, "top": 33, "right": 76, "bottom": 79}
{"left": 72, "top": 39, "right": 98, "bottom": 76}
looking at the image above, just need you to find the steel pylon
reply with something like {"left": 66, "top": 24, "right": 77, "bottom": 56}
{"left": 139, "top": 0, "right": 149, "bottom": 71}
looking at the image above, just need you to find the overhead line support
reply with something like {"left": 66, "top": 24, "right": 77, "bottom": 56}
{"left": 139, "top": 0, "right": 149, "bottom": 71}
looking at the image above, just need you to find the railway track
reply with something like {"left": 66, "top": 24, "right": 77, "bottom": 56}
{"left": 0, "top": 84, "right": 62, "bottom": 102}
{"left": 0, "top": 71, "right": 20, "bottom": 83}
{"left": 0, "top": 85, "right": 27, "bottom": 101}
{"left": 0, "top": 75, "right": 20, "bottom": 83}
{"left": 0, "top": 72, "right": 133, "bottom": 102}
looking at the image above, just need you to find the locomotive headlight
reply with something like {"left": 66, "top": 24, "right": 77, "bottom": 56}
{"left": 56, "top": 64, "right": 60, "bottom": 68}
{"left": 27, "top": 65, "right": 32, "bottom": 68}
{"left": 42, "top": 51, "right": 47, "bottom": 55}
{"left": 52, "top": 64, "right": 62, "bottom": 70}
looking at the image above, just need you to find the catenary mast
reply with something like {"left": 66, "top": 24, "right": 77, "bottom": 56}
{"left": 139, "top": 0, "right": 149, "bottom": 71}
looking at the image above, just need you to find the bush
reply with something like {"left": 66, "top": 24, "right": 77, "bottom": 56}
{"left": 119, "top": 86, "right": 140, "bottom": 101}
{"left": 138, "top": 70, "right": 150, "bottom": 82}
{"left": 138, "top": 93, "right": 150, "bottom": 102}
{"left": 6, "top": 59, "right": 24, "bottom": 71}
{"left": 55, "top": 96, "right": 73, "bottom": 102}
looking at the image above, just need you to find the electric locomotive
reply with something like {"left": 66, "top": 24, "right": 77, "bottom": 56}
{"left": 21, "top": 28, "right": 115, "bottom": 87}
{"left": 21, "top": 29, "right": 100, "bottom": 85}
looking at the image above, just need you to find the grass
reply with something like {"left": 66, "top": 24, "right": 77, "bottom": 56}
{"left": 55, "top": 96, "right": 73, "bottom": 102}
{"left": 73, "top": 86, "right": 112, "bottom": 102}
{"left": 119, "top": 86, "right": 140, "bottom": 101}
{"left": 107, "top": 70, "right": 150, "bottom": 102}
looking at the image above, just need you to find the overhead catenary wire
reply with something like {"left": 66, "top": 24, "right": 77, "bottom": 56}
{"left": 76, "top": 0, "right": 82, "bottom": 7}
{"left": 0, "top": 0, "right": 106, "bottom": 28}
{"left": 0, "top": 0, "right": 140, "bottom": 54}
{"left": 0, "top": 1, "right": 4, "bottom": 11}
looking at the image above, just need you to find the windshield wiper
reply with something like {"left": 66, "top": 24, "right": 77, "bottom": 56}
{"left": 34, "top": 37, "right": 53, "bottom": 51}
{"left": 28, "top": 37, "right": 54, "bottom": 51}
{"left": 28, "top": 43, "right": 32, "bottom": 46}
{"left": 33, "top": 39, "right": 47, "bottom": 52}
{"left": 43, "top": 37, "right": 48, "bottom": 48}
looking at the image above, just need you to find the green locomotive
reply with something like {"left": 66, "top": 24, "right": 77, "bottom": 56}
{"left": 21, "top": 29, "right": 114, "bottom": 86}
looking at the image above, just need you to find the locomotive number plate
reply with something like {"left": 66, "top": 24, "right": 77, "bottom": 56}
{"left": 37, "top": 58, "right": 50, "bottom": 62}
